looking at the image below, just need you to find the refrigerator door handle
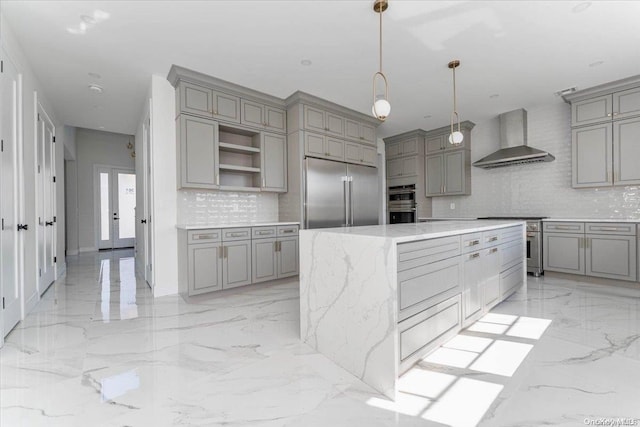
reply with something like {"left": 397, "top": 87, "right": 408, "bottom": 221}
{"left": 342, "top": 176, "right": 349, "bottom": 226}
{"left": 349, "top": 178, "right": 354, "bottom": 227}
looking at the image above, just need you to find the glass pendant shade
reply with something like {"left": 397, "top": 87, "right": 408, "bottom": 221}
{"left": 449, "top": 131, "right": 464, "bottom": 145}
{"left": 372, "top": 98, "right": 391, "bottom": 120}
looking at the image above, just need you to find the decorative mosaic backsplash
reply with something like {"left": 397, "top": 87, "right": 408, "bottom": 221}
{"left": 177, "top": 190, "right": 279, "bottom": 225}
{"left": 432, "top": 102, "right": 640, "bottom": 219}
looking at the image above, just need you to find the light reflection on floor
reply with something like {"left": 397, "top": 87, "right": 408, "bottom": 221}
{"left": 367, "top": 313, "right": 552, "bottom": 427}
{"left": 99, "top": 254, "right": 139, "bottom": 322}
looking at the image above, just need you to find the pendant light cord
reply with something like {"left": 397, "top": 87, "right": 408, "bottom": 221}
{"left": 379, "top": 5, "right": 383, "bottom": 73}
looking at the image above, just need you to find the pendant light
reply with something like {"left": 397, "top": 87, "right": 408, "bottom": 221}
{"left": 448, "top": 59, "right": 464, "bottom": 145}
{"left": 372, "top": 0, "right": 390, "bottom": 121}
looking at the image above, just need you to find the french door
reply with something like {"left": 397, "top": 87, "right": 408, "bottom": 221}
{"left": 97, "top": 167, "right": 136, "bottom": 249}
{"left": 1, "top": 49, "right": 21, "bottom": 337}
{"left": 37, "top": 104, "right": 56, "bottom": 293}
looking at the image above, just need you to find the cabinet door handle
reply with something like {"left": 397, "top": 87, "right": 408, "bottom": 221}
{"left": 282, "top": 229, "right": 294, "bottom": 233}
{"left": 489, "top": 247, "right": 498, "bottom": 254}
{"left": 229, "top": 232, "right": 246, "bottom": 237}
{"left": 257, "top": 231, "right": 272, "bottom": 235}
{"left": 468, "top": 240, "right": 480, "bottom": 246}
{"left": 470, "top": 252, "right": 480, "bottom": 259}
{"left": 488, "top": 236, "right": 498, "bottom": 242}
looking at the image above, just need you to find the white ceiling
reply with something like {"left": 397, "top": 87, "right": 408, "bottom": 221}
{"left": 3, "top": 1, "right": 640, "bottom": 138}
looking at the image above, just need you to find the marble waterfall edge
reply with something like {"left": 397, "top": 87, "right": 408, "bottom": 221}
{"left": 300, "top": 230, "right": 399, "bottom": 399}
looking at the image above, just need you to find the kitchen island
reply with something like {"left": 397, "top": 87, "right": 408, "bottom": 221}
{"left": 300, "top": 220, "right": 526, "bottom": 399}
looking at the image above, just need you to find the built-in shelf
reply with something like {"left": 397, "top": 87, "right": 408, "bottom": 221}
{"left": 219, "top": 164, "right": 261, "bottom": 173}
{"left": 219, "top": 142, "right": 261, "bottom": 154}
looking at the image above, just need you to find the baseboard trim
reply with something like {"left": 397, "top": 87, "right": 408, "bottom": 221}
{"left": 544, "top": 271, "right": 640, "bottom": 289}
{"left": 57, "top": 263, "right": 67, "bottom": 279}
{"left": 24, "top": 291, "right": 39, "bottom": 318}
{"left": 79, "top": 246, "right": 97, "bottom": 253}
{"left": 67, "top": 250, "right": 79, "bottom": 256}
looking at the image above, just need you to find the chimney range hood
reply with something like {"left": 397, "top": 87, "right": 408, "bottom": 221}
{"left": 472, "top": 109, "right": 555, "bottom": 169}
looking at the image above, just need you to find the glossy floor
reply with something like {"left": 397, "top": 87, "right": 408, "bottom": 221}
{"left": 1, "top": 250, "right": 640, "bottom": 426}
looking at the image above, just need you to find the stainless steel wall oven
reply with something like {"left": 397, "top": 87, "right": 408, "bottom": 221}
{"left": 388, "top": 184, "right": 417, "bottom": 224}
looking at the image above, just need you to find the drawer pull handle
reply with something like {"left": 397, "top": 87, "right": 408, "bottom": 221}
{"left": 257, "top": 231, "right": 273, "bottom": 235}
{"left": 596, "top": 227, "right": 622, "bottom": 231}
{"left": 470, "top": 253, "right": 480, "bottom": 259}
{"left": 554, "top": 226, "right": 574, "bottom": 230}
{"left": 489, "top": 248, "right": 498, "bottom": 254}
{"left": 282, "top": 229, "right": 295, "bottom": 233}
{"left": 229, "top": 232, "right": 246, "bottom": 237}
{"left": 196, "top": 235, "right": 214, "bottom": 239}
{"left": 488, "top": 236, "right": 498, "bottom": 242}
{"left": 468, "top": 240, "right": 480, "bottom": 246}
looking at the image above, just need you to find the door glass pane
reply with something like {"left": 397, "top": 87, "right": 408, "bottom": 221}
{"left": 117, "top": 173, "right": 136, "bottom": 239}
{"left": 100, "top": 172, "right": 110, "bottom": 241}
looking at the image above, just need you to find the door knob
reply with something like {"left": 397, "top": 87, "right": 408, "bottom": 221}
{"left": 45, "top": 221, "right": 54, "bottom": 226}
{"left": 113, "top": 217, "right": 120, "bottom": 220}
{"left": 141, "top": 219, "right": 147, "bottom": 224}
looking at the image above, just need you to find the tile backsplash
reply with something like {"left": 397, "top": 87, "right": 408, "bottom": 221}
{"left": 178, "top": 190, "right": 279, "bottom": 225}
{"left": 432, "top": 102, "right": 640, "bottom": 219}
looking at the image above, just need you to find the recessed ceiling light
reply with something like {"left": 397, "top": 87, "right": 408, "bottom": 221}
{"left": 489, "top": 94, "right": 499, "bottom": 99}
{"left": 555, "top": 86, "right": 577, "bottom": 96}
{"left": 300, "top": 59, "right": 312, "bottom": 66}
{"left": 88, "top": 84, "right": 104, "bottom": 94}
{"left": 99, "top": 126, "right": 105, "bottom": 129}
{"left": 423, "top": 115, "right": 432, "bottom": 119}
{"left": 589, "top": 60, "right": 604, "bottom": 67}
{"left": 88, "top": 72, "right": 101, "bottom": 79}
{"left": 80, "top": 14, "right": 96, "bottom": 25}
{"left": 572, "top": 2, "right": 591, "bottom": 13}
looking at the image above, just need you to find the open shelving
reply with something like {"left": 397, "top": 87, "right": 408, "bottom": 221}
{"left": 218, "top": 124, "right": 262, "bottom": 191}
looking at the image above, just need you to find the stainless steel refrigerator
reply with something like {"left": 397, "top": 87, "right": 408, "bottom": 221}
{"left": 304, "top": 157, "right": 379, "bottom": 229}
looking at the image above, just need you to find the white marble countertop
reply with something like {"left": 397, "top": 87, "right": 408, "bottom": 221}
{"left": 301, "top": 220, "right": 524, "bottom": 243}
{"left": 418, "top": 217, "right": 477, "bottom": 221}
{"left": 176, "top": 221, "right": 300, "bottom": 230}
{"left": 543, "top": 218, "right": 640, "bottom": 223}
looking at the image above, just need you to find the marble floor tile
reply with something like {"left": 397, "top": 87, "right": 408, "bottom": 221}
{"left": 2, "top": 250, "right": 640, "bottom": 426}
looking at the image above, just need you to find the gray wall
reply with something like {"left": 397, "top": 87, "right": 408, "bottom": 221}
{"left": 68, "top": 128, "right": 135, "bottom": 252}
{"left": 432, "top": 101, "right": 640, "bottom": 219}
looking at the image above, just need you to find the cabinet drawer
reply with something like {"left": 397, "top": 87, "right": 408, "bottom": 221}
{"left": 398, "top": 295, "right": 461, "bottom": 362}
{"left": 252, "top": 226, "right": 277, "bottom": 239}
{"left": 188, "top": 229, "right": 221, "bottom": 244}
{"left": 500, "top": 225, "right": 524, "bottom": 243}
{"left": 398, "top": 256, "right": 461, "bottom": 321}
{"left": 483, "top": 230, "right": 501, "bottom": 247}
{"left": 397, "top": 236, "right": 460, "bottom": 271}
{"left": 500, "top": 239, "right": 524, "bottom": 272}
{"left": 461, "top": 232, "right": 483, "bottom": 253}
{"left": 500, "top": 262, "right": 524, "bottom": 300}
{"left": 585, "top": 222, "right": 636, "bottom": 236}
{"left": 544, "top": 222, "right": 585, "bottom": 233}
{"left": 222, "top": 227, "right": 251, "bottom": 241}
{"left": 277, "top": 224, "right": 299, "bottom": 236}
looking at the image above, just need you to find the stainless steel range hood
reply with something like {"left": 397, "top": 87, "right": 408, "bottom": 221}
{"left": 473, "top": 109, "right": 555, "bottom": 169}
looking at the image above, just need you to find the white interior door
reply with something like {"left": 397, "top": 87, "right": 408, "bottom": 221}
{"left": 143, "top": 116, "right": 153, "bottom": 286}
{"left": 1, "top": 51, "right": 21, "bottom": 337}
{"left": 37, "top": 105, "right": 56, "bottom": 293}
{"left": 97, "top": 167, "right": 135, "bottom": 250}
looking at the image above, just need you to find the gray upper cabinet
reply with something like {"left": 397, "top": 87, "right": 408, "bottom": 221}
{"left": 387, "top": 157, "right": 416, "bottom": 179}
{"left": 326, "top": 113, "right": 344, "bottom": 137}
{"left": 345, "top": 119, "right": 360, "bottom": 141}
{"left": 386, "top": 138, "right": 419, "bottom": 160}
{"left": 302, "top": 104, "right": 375, "bottom": 143}
{"left": 181, "top": 82, "right": 213, "bottom": 117}
{"left": 572, "top": 124, "right": 612, "bottom": 188}
{"left": 345, "top": 142, "right": 377, "bottom": 167}
{"left": 241, "top": 100, "right": 286, "bottom": 133}
{"left": 303, "top": 105, "right": 326, "bottom": 133}
{"left": 261, "top": 133, "right": 287, "bottom": 192}
{"left": 178, "top": 115, "right": 219, "bottom": 189}
{"left": 426, "top": 133, "right": 466, "bottom": 153}
{"left": 361, "top": 123, "right": 376, "bottom": 144}
{"left": 304, "top": 132, "right": 344, "bottom": 161}
{"left": 613, "top": 87, "right": 640, "bottom": 120}
{"left": 222, "top": 240, "right": 252, "bottom": 289}
{"left": 345, "top": 119, "right": 376, "bottom": 145}
{"left": 425, "top": 151, "right": 468, "bottom": 196}
{"left": 212, "top": 90, "right": 241, "bottom": 123}
{"left": 613, "top": 117, "right": 640, "bottom": 185}
{"left": 571, "top": 95, "right": 612, "bottom": 127}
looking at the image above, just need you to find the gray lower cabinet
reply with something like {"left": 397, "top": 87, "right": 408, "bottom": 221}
{"left": 543, "top": 232, "right": 585, "bottom": 275}
{"left": 222, "top": 240, "right": 252, "bottom": 289}
{"left": 483, "top": 246, "right": 501, "bottom": 310}
{"left": 500, "top": 262, "right": 524, "bottom": 300}
{"left": 178, "top": 115, "right": 219, "bottom": 189}
{"left": 252, "top": 238, "right": 277, "bottom": 283}
{"left": 277, "top": 236, "right": 299, "bottom": 278}
{"left": 586, "top": 234, "right": 637, "bottom": 281}
{"left": 188, "top": 243, "right": 223, "bottom": 295}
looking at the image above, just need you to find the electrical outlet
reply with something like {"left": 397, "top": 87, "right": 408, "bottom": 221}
{"left": 450, "top": 203, "right": 456, "bottom": 210}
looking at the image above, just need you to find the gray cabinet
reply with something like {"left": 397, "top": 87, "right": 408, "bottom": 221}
{"left": 304, "top": 132, "right": 344, "bottom": 161}
{"left": 566, "top": 79, "right": 640, "bottom": 189}
{"left": 277, "top": 236, "right": 299, "bottom": 278}
{"left": 572, "top": 124, "right": 613, "bottom": 187}
{"left": 543, "top": 221, "right": 637, "bottom": 282}
{"left": 425, "top": 133, "right": 467, "bottom": 153}
{"left": 222, "top": 240, "right": 252, "bottom": 289}
{"left": 345, "top": 119, "right": 376, "bottom": 145}
{"left": 345, "top": 142, "right": 377, "bottom": 166}
{"left": 180, "top": 82, "right": 214, "bottom": 117}
{"left": 462, "top": 250, "right": 483, "bottom": 324}
{"left": 178, "top": 115, "right": 219, "bottom": 189}
{"left": 241, "top": 99, "right": 286, "bottom": 133}
{"left": 252, "top": 238, "right": 277, "bottom": 283}
{"left": 483, "top": 246, "right": 501, "bottom": 310}
{"left": 613, "top": 117, "right": 640, "bottom": 185}
{"left": 543, "top": 232, "right": 585, "bottom": 275}
{"left": 425, "top": 151, "right": 468, "bottom": 196}
{"left": 252, "top": 227, "right": 299, "bottom": 283}
{"left": 188, "top": 243, "right": 223, "bottom": 295}
{"left": 261, "top": 133, "right": 287, "bottom": 192}
{"left": 385, "top": 138, "right": 419, "bottom": 160}
{"left": 212, "top": 90, "right": 240, "bottom": 123}
{"left": 387, "top": 157, "right": 416, "bottom": 179}
{"left": 303, "top": 105, "right": 343, "bottom": 137}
